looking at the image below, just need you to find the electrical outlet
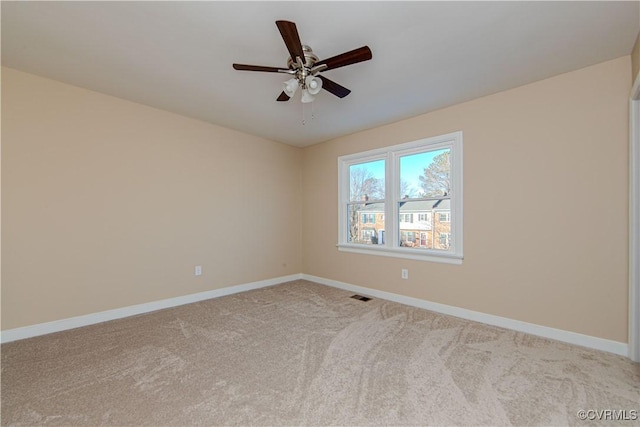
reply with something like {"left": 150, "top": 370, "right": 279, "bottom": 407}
{"left": 195, "top": 265, "right": 202, "bottom": 276}
{"left": 401, "top": 269, "right": 408, "bottom": 279}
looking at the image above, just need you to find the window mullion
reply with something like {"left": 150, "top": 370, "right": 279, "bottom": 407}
{"left": 389, "top": 151, "right": 399, "bottom": 249}
{"left": 338, "top": 160, "right": 346, "bottom": 245}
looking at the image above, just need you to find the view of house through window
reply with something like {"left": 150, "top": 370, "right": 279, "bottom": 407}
{"left": 347, "top": 159, "right": 385, "bottom": 244}
{"left": 398, "top": 148, "right": 451, "bottom": 250}
{"left": 346, "top": 148, "right": 452, "bottom": 250}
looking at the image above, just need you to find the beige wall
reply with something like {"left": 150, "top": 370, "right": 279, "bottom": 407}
{"left": 1, "top": 67, "right": 302, "bottom": 330}
{"left": 2, "top": 56, "right": 632, "bottom": 343}
{"left": 632, "top": 31, "right": 640, "bottom": 84}
{"left": 302, "top": 56, "right": 631, "bottom": 343}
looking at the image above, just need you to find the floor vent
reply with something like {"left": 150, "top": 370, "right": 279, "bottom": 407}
{"left": 350, "top": 295, "right": 371, "bottom": 302}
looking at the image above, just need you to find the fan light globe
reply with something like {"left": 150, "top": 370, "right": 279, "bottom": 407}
{"left": 301, "top": 89, "right": 315, "bottom": 103}
{"left": 305, "top": 76, "right": 322, "bottom": 95}
{"left": 283, "top": 78, "right": 299, "bottom": 97}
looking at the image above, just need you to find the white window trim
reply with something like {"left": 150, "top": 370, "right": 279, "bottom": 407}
{"left": 337, "top": 131, "right": 463, "bottom": 264}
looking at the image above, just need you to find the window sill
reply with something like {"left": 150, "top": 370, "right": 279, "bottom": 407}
{"left": 336, "top": 244, "right": 463, "bottom": 265}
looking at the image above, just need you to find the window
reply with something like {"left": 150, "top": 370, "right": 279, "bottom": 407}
{"left": 361, "top": 214, "right": 376, "bottom": 223}
{"left": 345, "top": 159, "right": 385, "bottom": 245}
{"left": 361, "top": 229, "right": 376, "bottom": 242}
{"left": 338, "top": 131, "right": 463, "bottom": 264}
{"left": 439, "top": 232, "right": 451, "bottom": 248}
{"left": 399, "top": 213, "right": 413, "bottom": 223}
{"left": 418, "top": 213, "right": 431, "bottom": 222}
{"left": 400, "top": 231, "right": 416, "bottom": 246}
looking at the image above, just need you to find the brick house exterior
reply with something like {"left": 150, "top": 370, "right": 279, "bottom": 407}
{"left": 351, "top": 199, "right": 451, "bottom": 250}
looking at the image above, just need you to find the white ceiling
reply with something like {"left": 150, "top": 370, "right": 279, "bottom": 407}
{"left": 2, "top": 1, "right": 639, "bottom": 147}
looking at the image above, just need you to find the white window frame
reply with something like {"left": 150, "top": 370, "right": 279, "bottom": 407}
{"left": 337, "top": 131, "right": 463, "bottom": 264}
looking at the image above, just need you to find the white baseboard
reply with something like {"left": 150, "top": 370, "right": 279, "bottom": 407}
{"left": 302, "top": 274, "right": 629, "bottom": 357}
{"left": 0, "top": 274, "right": 303, "bottom": 344}
{"left": 2, "top": 273, "right": 629, "bottom": 358}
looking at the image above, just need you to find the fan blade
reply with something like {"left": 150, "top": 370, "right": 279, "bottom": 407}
{"left": 316, "top": 46, "right": 372, "bottom": 71}
{"left": 318, "top": 76, "right": 351, "bottom": 98}
{"left": 276, "top": 20, "right": 305, "bottom": 64}
{"left": 277, "top": 91, "right": 290, "bottom": 101}
{"left": 233, "top": 64, "right": 288, "bottom": 73}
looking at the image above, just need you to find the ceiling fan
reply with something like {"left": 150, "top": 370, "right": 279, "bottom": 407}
{"left": 233, "top": 20, "right": 372, "bottom": 103}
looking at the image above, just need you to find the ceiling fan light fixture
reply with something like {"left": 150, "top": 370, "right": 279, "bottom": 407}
{"left": 283, "top": 78, "right": 299, "bottom": 97}
{"left": 305, "top": 75, "right": 322, "bottom": 95}
{"left": 233, "top": 20, "right": 373, "bottom": 105}
{"left": 301, "top": 88, "right": 315, "bottom": 103}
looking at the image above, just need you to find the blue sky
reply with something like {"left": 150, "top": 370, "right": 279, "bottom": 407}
{"left": 355, "top": 148, "right": 449, "bottom": 195}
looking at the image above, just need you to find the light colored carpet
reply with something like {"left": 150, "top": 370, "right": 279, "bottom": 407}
{"left": 1, "top": 280, "right": 639, "bottom": 426}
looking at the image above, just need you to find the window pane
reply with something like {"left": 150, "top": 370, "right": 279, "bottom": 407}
{"left": 398, "top": 199, "right": 451, "bottom": 250}
{"left": 349, "top": 160, "right": 385, "bottom": 202}
{"left": 400, "top": 148, "right": 450, "bottom": 198}
{"left": 347, "top": 202, "right": 385, "bottom": 245}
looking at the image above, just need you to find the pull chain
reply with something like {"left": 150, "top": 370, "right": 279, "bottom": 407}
{"left": 301, "top": 100, "right": 316, "bottom": 126}
{"left": 301, "top": 102, "right": 306, "bottom": 125}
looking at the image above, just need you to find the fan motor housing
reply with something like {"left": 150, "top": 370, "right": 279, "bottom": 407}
{"left": 287, "top": 45, "right": 318, "bottom": 69}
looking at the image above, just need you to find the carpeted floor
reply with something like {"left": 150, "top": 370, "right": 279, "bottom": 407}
{"left": 1, "top": 280, "right": 639, "bottom": 426}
